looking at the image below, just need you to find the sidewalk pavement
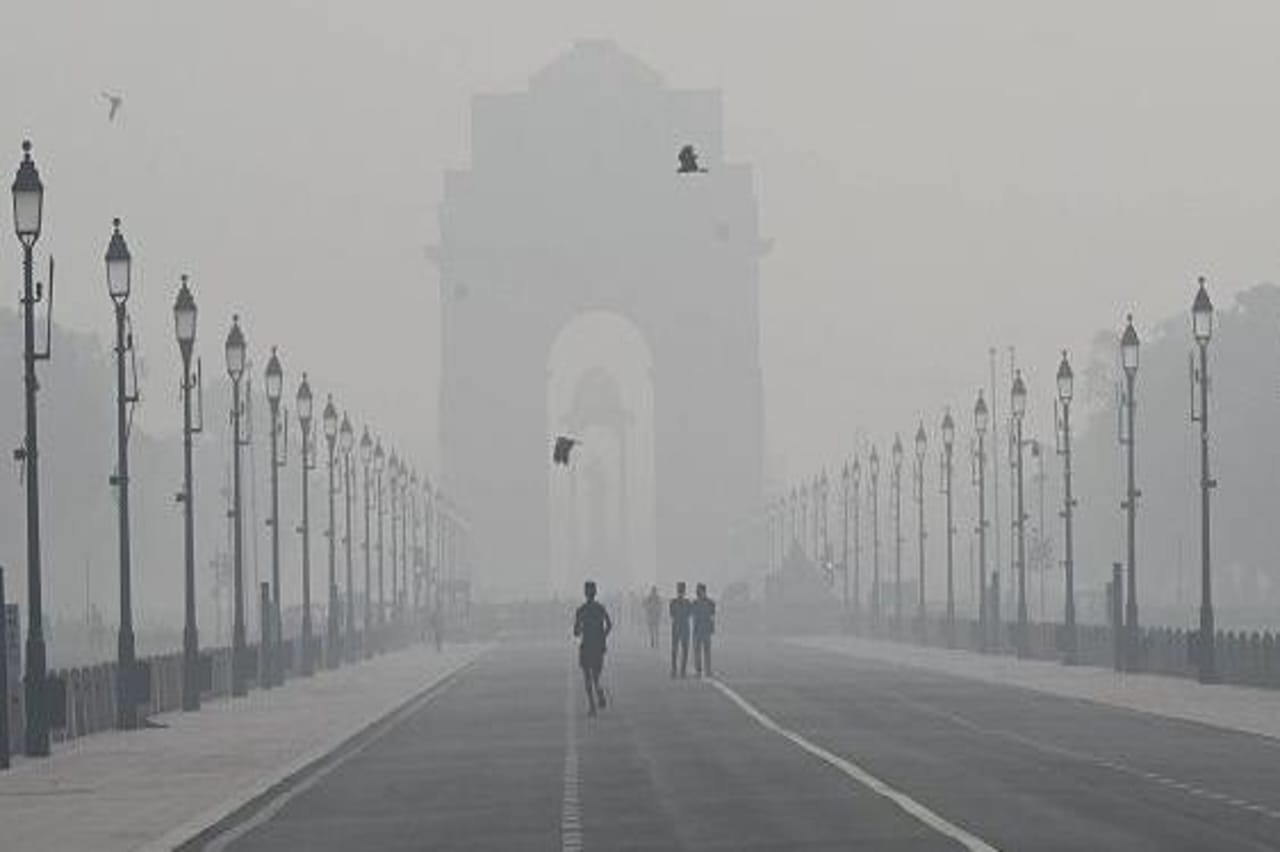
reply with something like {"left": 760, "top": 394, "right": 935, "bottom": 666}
{"left": 0, "top": 642, "right": 489, "bottom": 852}
{"left": 792, "top": 635, "right": 1280, "bottom": 741}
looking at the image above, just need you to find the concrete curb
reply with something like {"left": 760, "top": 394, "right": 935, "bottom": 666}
{"left": 144, "top": 646, "right": 489, "bottom": 852}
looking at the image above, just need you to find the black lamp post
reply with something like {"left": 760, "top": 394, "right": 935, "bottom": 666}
{"left": 788, "top": 487, "right": 797, "bottom": 560}
{"left": 940, "top": 410, "right": 956, "bottom": 647}
{"left": 360, "top": 427, "right": 373, "bottom": 656}
{"left": 263, "top": 348, "right": 284, "bottom": 687}
{"left": 296, "top": 374, "right": 315, "bottom": 676}
{"left": 401, "top": 465, "right": 412, "bottom": 616}
{"left": 869, "top": 447, "right": 880, "bottom": 629}
{"left": 339, "top": 414, "right": 355, "bottom": 661}
{"left": 388, "top": 452, "right": 399, "bottom": 626}
{"left": 323, "top": 396, "right": 340, "bottom": 668}
{"left": 817, "top": 470, "right": 830, "bottom": 583}
{"left": 974, "top": 391, "right": 989, "bottom": 652}
{"left": 851, "top": 458, "right": 862, "bottom": 629}
{"left": 174, "top": 276, "right": 201, "bottom": 710}
{"left": 409, "top": 470, "right": 421, "bottom": 620}
{"left": 13, "top": 142, "right": 49, "bottom": 755}
{"left": 224, "top": 316, "right": 248, "bottom": 696}
{"left": 374, "top": 439, "right": 386, "bottom": 642}
{"left": 426, "top": 476, "right": 437, "bottom": 624}
{"left": 1011, "top": 370, "right": 1029, "bottom": 658}
{"left": 105, "top": 219, "right": 140, "bottom": 729}
{"left": 892, "top": 434, "right": 904, "bottom": 635}
{"left": 1192, "top": 280, "right": 1218, "bottom": 683}
{"left": 1120, "top": 315, "right": 1141, "bottom": 671}
{"left": 1056, "top": 351, "right": 1078, "bottom": 664}
{"left": 840, "top": 462, "right": 851, "bottom": 623}
{"left": 914, "top": 423, "right": 927, "bottom": 642}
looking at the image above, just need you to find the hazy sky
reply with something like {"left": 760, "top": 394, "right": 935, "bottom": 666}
{"left": 4, "top": 1, "right": 1280, "bottom": 484}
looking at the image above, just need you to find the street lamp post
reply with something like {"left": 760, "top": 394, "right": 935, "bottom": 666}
{"left": 840, "top": 463, "right": 851, "bottom": 625}
{"left": 404, "top": 469, "right": 414, "bottom": 621}
{"left": 1192, "top": 280, "right": 1218, "bottom": 683}
{"left": 869, "top": 447, "right": 881, "bottom": 630}
{"left": 1120, "top": 315, "right": 1141, "bottom": 671}
{"left": 914, "top": 424, "right": 927, "bottom": 643}
{"left": 105, "top": 219, "right": 140, "bottom": 729}
{"left": 174, "top": 276, "right": 202, "bottom": 710}
{"left": 1011, "top": 370, "right": 1029, "bottom": 658}
{"left": 974, "top": 391, "right": 989, "bottom": 652}
{"left": 224, "top": 316, "right": 248, "bottom": 696}
{"left": 340, "top": 415, "right": 355, "bottom": 662}
{"left": 851, "top": 458, "right": 862, "bottom": 630}
{"left": 410, "top": 471, "right": 421, "bottom": 620}
{"left": 296, "top": 375, "right": 315, "bottom": 676}
{"left": 941, "top": 410, "right": 956, "bottom": 648}
{"left": 817, "top": 470, "right": 830, "bottom": 585}
{"left": 13, "top": 142, "right": 50, "bottom": 755}
{"left": 263, "top": 348, "right": 285, "bottom": 686}
{"left": 783, "top": 483, "right": 793, "bottom": 557}
{"left": 374, "top": 440, "right": 386, "bottom": 645}
{"left": 360, "top": 428, "right": 373, "bottom": 656}
{"left": 389, "top": 454, "right": 400, "bottom": 627}
{"left": 1055, "top": 351, "right": 1078, "bottom": 664}
{"left": 323, "top": 396, "right": 339, "bottom": 668}
{"left": 892, "top": 434, "right": 904, "bottom": 635}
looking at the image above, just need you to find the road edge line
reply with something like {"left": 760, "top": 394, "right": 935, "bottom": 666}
{"left": 160, "top": 647, "right": 488, "bottom": 852}
{"left": 709, "top": 677, "right": 1000, "bottom": 852}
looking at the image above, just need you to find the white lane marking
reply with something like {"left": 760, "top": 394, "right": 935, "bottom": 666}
{"left": 872, "top": 680, "right": 1280, "bottom": 823}
{"left": 710, "top": 678, "right": 999, "bottom": 852}
{"left": 562, "top": 668, "right": 583, "bottom": 852}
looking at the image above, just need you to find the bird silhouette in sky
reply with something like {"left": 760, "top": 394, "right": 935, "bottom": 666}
{"left": 553, "top": 436, "right": 579, "bottom": 466}
{"left": 101, "top": 91, "right": 123, "bottom": 122}
{"left": 677, "top": 144, "right": 707, "bottom": 174}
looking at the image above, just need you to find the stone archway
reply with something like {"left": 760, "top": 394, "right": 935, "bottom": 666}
{"left": 437, "top": 40, "right": 766, "bottom": 598}
{"left": 546, "top": 311, "right": 657, "bottom": 596}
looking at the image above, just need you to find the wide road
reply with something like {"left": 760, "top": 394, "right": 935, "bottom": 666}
{"left": 208, "top": 637, "right": 1280, "bottom": 850}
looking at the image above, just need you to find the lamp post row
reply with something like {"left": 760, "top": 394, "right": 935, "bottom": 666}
{"left": 7, "top": 141, "right": 454, "bottom": 758}
{"left": 770, "top": 280, "right": 1217, "bottom": 679}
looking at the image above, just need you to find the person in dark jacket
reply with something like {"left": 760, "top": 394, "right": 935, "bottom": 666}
{"left": 691, "top": 583, "right": 716, "bottom": 677}
{"left": 573, "top": 580, "right": 612, "bottom": 716}
{"left": 669, "top": 581, "right": 692, "bottom": 678}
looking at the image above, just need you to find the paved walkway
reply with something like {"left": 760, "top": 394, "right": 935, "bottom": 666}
{"left": 0, "top": 643, "right": 488, "bottom": 852}
{"left": 793, "top": 635, "right": 1280, "bottom": 741}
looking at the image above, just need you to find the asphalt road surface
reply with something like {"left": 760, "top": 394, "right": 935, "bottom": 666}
{"left": 209, "top": 637, "right": 1280, "bottom": 850}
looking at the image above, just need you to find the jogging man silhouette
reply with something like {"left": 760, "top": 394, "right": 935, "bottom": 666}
{"left": 669, "top": 581, "right": 692, "bottom": 678}
{"left": 573, "top": 581, "right": 612, "bottom": 716}
{"left": 643, "top": 585, "right": 662, "bottom": 649}
{"left": 691, "top": 583, "right": 716, "bottom": 677}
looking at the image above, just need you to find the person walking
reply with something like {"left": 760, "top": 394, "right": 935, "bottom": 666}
{"left": 692, "top": 582, "right": 716, "bottom": 677}
{"left": 669, "top": 581, "right": 692, "bottom": 678}
{"left": 643, "top": 585, "right": 662, "bottom": 649}
{"left": 573, "top": 580, "right": 612, "bottom": 717}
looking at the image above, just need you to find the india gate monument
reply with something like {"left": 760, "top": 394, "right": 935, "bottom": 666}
{"left": 437, "top": 40, "right": 765, "bottom": 599}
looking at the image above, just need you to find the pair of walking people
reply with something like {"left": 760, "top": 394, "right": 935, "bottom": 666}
{"left": 668, "top": 581, "right": 715, "bottom": 679}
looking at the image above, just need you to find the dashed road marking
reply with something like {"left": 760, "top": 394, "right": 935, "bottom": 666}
{"left": 562, "top": 668, "right": 583, "bottom": 852}
{"left": 873, "top": 681, "right": 1280, "bottom": 823}
{"left": 710, "top": 678, "right": 1000, "bottom": 852}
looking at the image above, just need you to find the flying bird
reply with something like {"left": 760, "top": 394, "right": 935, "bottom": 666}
{"left": 552, "top": 436, "right": 579, "bottom": 466}
{"left": 101, "top": 91, "right": 123, "bottom": 122}
{"left": 677, "top": 144, "right": 707, "bottom": 174}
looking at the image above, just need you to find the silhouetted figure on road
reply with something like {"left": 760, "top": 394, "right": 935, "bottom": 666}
{"left": 692, "top": 583, "right": 716, "bottom": 677}
{"left": 670, "top": 581, "right": 692, "bottom": 678}
{"left": 677, "top": 144, "right": 707, "bottom": 174}
{"left": 643, "top": 585, "right": 662, "bottom": 649}
{"left": 574, "top": 580, "right": 612, "bottom": 717}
